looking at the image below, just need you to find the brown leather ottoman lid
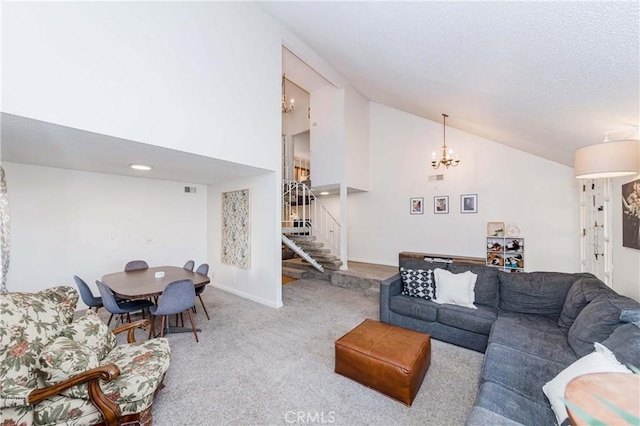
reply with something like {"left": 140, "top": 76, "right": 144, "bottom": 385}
{"left": 335, "top": 319, "right": 431, "bottom": 405}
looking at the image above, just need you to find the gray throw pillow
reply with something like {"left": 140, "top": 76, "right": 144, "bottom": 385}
{"left": 568, "top": 293, "right": 640, "bottom": 357}
{"left": 449, "top": 264, "right": 499, "bottom": 308}
{"left": 558, "top": 276, "right": 615, "bottom": 333}
{"left": 499, "top": 271, "right": 586, "bottom": 319}
{"left": 601, "top": 322, "right": 640, "bottom": 369}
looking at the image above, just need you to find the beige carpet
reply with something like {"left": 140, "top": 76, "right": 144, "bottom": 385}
{"left": 106, "top": 279, "right": 484, "bottom": 425}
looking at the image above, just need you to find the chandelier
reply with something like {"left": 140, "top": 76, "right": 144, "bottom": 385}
{"left": 282, "top": 74, "right": 295, "bottom": 115}
{"left": 431, "top": 113, "right": 460, "bottom": 169}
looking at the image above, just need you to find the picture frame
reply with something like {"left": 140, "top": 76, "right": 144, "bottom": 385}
{"left": 410, "top": 197, "right": 424, "bottom": 215}
{"left": 434, "top": 195, "right": 449, "bottom": 214}
{"left": 461, "top": 193, "right": 478, "bottom": 214}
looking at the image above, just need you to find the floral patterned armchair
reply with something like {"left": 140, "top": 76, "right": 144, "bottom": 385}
{"left": 0, "top": 286, "right": 171, "bottom": 426}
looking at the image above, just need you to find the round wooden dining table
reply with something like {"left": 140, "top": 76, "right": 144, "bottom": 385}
{"left": 101, "top": 266, "right": 210, "bottom": 299}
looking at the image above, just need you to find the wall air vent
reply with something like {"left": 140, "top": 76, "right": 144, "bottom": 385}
{"left": 184, "top": 186, "right": 197, "bottom": 193}
{"left": 428, "top": 174, "right": 444, "bottom": 182}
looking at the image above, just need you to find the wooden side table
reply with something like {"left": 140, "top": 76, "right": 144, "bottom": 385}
{"left": 565, "top": 372, "right": 640, "bottom": 425}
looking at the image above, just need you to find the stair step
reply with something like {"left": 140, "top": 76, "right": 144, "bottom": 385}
{"left": 283, "top": 227, "right": 310, "bottom": 235}
{"left": 282, "top": 266, "right": 307, "bottom": 279}
{"left": 296, "top": 241, "right": 324, "bottom": 250}
{"left": 305, "top": 248, "right": 331, "bottom": 255}
{"left": 314, "top": 254, "right": 337, "bottom": 262}
{"left": 287, "top": 235, "right": 316, "bottom": 242}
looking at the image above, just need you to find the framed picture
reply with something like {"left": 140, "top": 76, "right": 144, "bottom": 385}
{"left": 434, "top": 195, "right": 449, "bottom": 214}
{"left": 461, "top": 194, "right": 478, "bottom": 213}
{"left": 622, "top": 178, "right": 640, "bottom": 250}
{"left": 410, "top": 197, "right": 424, "bottom": 215}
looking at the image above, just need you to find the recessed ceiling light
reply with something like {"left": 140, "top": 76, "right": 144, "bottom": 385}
{"left": 129, "top": 163, "right": 152, "bottom": 171}
{"left": 320, "top": 191, "right": 330, "bottom": 196}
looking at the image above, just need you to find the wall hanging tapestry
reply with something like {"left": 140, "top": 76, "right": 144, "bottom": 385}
{"left": 221, "top": 189, "right": 250, "bottom": 268}
{"left": 0, "top": 166, "right": 10, "bottom": 293}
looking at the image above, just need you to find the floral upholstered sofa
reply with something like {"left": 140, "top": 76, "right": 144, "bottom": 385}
{"left": 0, "top": 286, "right": 171, "bottom": 426}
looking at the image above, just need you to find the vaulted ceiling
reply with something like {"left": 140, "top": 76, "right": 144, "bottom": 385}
{"left": 262, "top": 1, "right": 640, "bottom": 166}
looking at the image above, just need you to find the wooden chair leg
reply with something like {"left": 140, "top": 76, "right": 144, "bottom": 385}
{"left": 199, "top": 295, "right": 210, "bottom": 320}
{"left": 159, "top": 316, "right": 166, "bottom": 338}
{"left": 148, "top": 314, "right": 155, "bottom": 339}
{"left": 186, "top": 309, "right": 199, "bottom": 343}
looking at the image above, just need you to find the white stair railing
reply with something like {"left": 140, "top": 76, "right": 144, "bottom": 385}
{"left": 281, "top": 180, "right": 341, "bottom": 258}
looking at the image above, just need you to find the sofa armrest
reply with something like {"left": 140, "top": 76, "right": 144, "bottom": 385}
{"left": 113, "top": 319, "right": 150, "bottom": 343}
{"left": 379, "top": 273, "right": 401, "bottom": 323}
{"left": 28, "top": 364, "right": 122, "bottom": 426}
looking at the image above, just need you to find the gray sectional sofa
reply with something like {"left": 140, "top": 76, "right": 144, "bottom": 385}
{"left": 379, "top": 256, "right": 640, "bottom": 425}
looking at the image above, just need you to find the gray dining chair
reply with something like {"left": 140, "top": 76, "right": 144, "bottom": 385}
{"left": 96, "top": 280, "right": 155, "bottom": 328}
{"left": 194, "top": 263, "right": 210, "bottom": 320}
{"left": 149, "top": 279, "right": 199, "bottom": 342}
{"left": 74, "top": 275, "right": 118, "bottom": 326}
{"left": 124, "top": 260, "right": 149, "bottom": 272}
{"left": 183, "top": 260, "right": 195, "bottom": 272}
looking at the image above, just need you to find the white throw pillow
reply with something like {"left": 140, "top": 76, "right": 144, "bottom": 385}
{"left": 432, "top": 268, "right": 477, "bottom": 309}
{"left": 542, "top": 342, "right": 632, "bottom": 425}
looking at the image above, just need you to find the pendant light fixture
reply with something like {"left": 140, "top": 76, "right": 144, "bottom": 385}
{"left": 282, "top": 73, "right": 295, "bottom": 115}
{"left": 431, "top": 113, "right": 460, "bottom": 169}
{"left": 574, "top": 128, "right": 639, "bottom": 179}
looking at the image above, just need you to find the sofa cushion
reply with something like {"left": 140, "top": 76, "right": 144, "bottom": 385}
{"left": 449, "top": 264, "right": 499, "bottom": 308}
{"left": 601, "top": 322, "right": 640, "bottom": 368}
{"left": 389, "top": 295, "right": 438, "bottom": 322}
{"left": 568, "top": 293, "right": 640, "bottom": 357}
{"left": 489, "top": 316, "right": 578, "bottom": 365}
{"left": 400, "top": 267, "right": 435, "bottom": 300}
{"left": 496, "top": 310, "right": 565, "bottom": 336}
{"left": 473, "top": 381, "right": 557, "bottom": 426}
{"left": 34, "top": 394, "right": 104, "bottom": 426}
{"left": 433, "top": 268, "right": 477, "bottom": 309}
{"left": 100, "top": 338, "right": 171, "bottom": 413}
{"left": 542, "top": 343, "right": 631, "bottom": 425}
{"left": 482, "top": 343, "right": 566, "bottom": 404}
{"left": 60, "top": 310, "right": 116, "bottom": 360}
{"left": 38, "top": 336, "right": 100, "bottom": 399}
{"left": 558, "top": 276, "right": 615, "bottom": 333}
{"left": 436, "top": 304, "right": 497, "bottom": 336}
{"left": 499, "top": 271, "right": 585, "bottom": 320}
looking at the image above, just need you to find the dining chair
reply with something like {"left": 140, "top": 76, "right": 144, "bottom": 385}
{"left": 149, "top": 279, "right": 199, "bottom": 342}
{"left": 124, "top": 260, "right": 149, "bottom": 272}
{"left": 194, "top": 263, "right": 210, "bottom": 320}
{"left": 74, "top": 275, "right": 103, "bottom": 312}
{"left": 95, "top": 280, "right": 155, "bottom": 328}
{"left": 183, "top": 260, "right": 195, "bottom": 271}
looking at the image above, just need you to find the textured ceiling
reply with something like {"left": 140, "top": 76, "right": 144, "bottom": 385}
{"left": 262, "top": 1, "right": 640, "bottom": 166}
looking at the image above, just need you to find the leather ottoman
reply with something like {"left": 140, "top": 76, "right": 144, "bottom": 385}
{"left": 335, "top": 319, "right": 431, "bottom": 406}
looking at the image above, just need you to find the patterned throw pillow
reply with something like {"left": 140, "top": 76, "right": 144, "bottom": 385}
{"left": 400, "top": 267, "right": 435, "bottom": 300}
{"left": 60, "top": 310, "right": 117, "bottom": 360}
{"left": 38, "top": 336, "right": 100, "bottom": 399}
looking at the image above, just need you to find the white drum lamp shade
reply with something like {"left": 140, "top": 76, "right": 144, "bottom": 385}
{"left": 574, "top": 140, "right": 640, "bottom": 179}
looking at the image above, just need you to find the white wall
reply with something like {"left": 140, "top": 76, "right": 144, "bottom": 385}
{"left": 2, "top": 2, "right": 282, "bottom": 171}
{"left": 345, "top": 86, "right": 370, "bottom": 192}
{"left": 208, "top": 173, "right": 282, "bottom": 308}
{"left": 612, "top": 174, "right": 640, "bottom": 301}
{"left": 3, "top": 162, "right": 207, "bottom": 307}
{"left": 347, "top": 103, "right": 581, "bottom": 272}
{"left": 310, "top": 86, "right": 345, "bottom": 188}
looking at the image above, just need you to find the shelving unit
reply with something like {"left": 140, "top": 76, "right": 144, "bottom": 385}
{"left": 486, "top": 236, "right": 524, "bottom": 272}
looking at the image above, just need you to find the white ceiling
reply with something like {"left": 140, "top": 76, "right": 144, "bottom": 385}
{"left": 263, "top": 1, "right": 640, "bottom": 166}
{"left": 0, "top": 113, "right": 269, "bottom": 185}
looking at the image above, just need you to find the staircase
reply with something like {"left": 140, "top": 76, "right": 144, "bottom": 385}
{"left": 282, "top": 180, "right": 342, "bottom": 272}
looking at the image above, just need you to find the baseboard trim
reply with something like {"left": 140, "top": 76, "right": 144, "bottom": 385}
{"left": 211, "top": 282, "right": 283, "bottom": 309}
{"left": 347, "top": 258, "right": 398, "bottom": 268}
